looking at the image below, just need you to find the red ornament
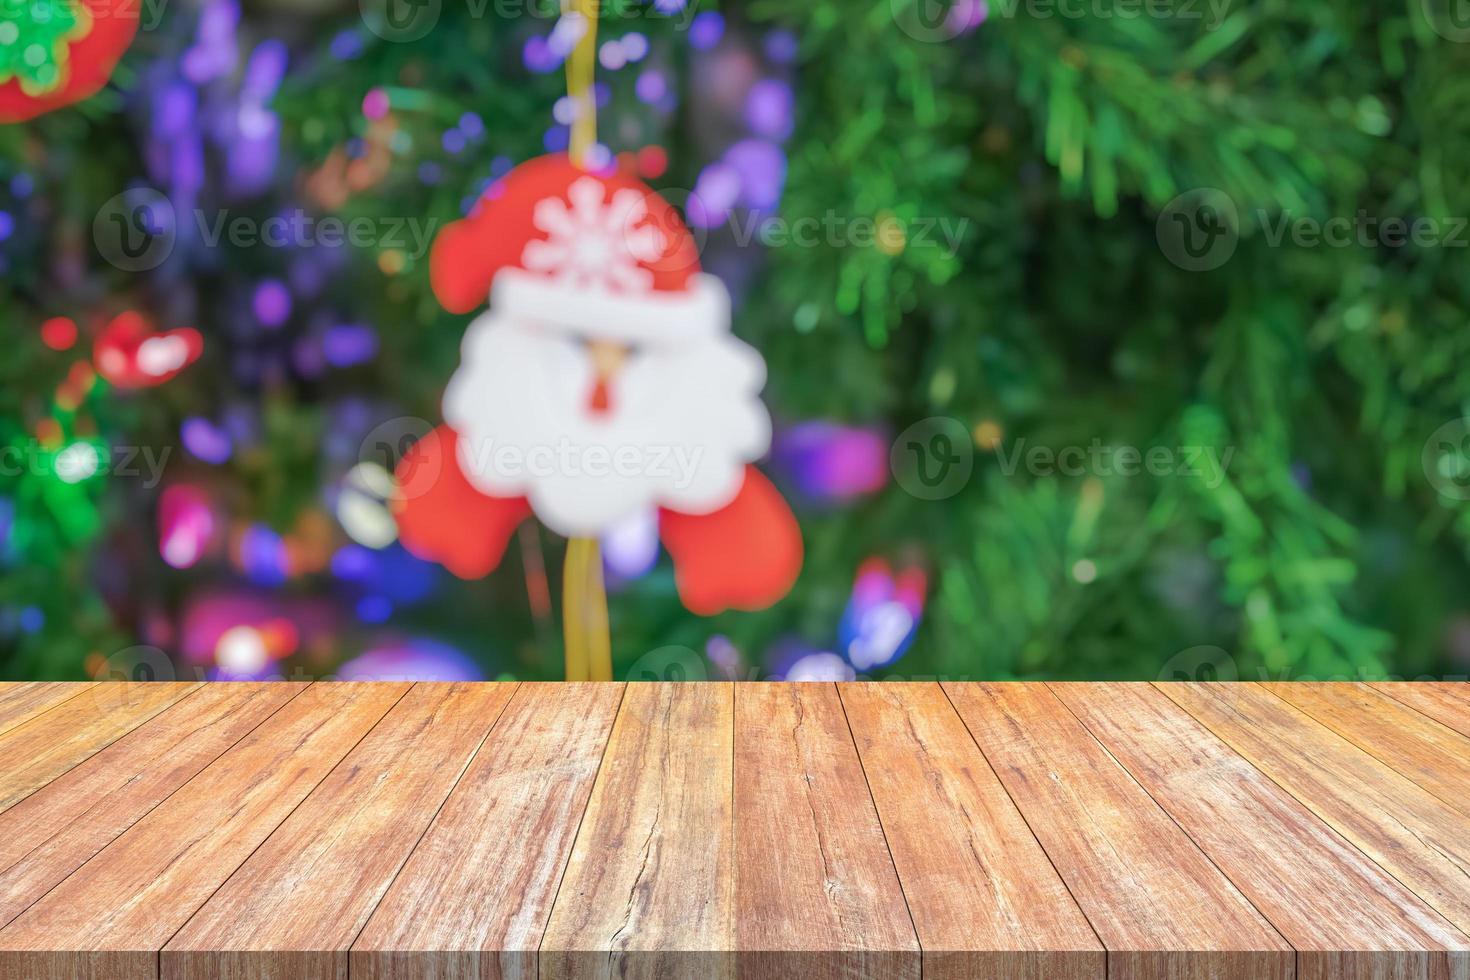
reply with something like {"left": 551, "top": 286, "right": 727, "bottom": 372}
{"left": 392, "top": 426, "right": 533, "bottom": 581}
{"left": 635, "top": 145, "right": 669, "bottom": 180}
{"left": 40, "top": 316, "right": 78, "bottom": 351}
{"left": 396, "top": 154, "right": 802, "bottom": 615}
{"left": 0, "top": 0, "right": 140, "bottom": 124}
{"left": 93, "top": 311, "right": 203, "bottom": 389}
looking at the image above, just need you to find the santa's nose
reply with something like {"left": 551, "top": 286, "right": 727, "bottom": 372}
{"left": 586, "top": 339, "right": 629, "bottom": 417}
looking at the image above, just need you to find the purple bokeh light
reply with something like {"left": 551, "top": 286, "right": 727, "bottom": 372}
{"left": 635, "top": 68, "right": 667, "bottom": 104}
{"left": 745, "top": 79, "right": 794, "bottom": 140}
{"left": 689, "top": 12, "right": 724, "bottom": 51}
{"left": 725, "top": 139, "right": 787, "bottom": 210}
{"left": 764, "top": 29, "right": 799, "bottom": 64}
{"left": 322, "top": 324, "right": 380, "bottom": 368}
{"left": 688, "top": 161, "right": 741, "bottom": 228}
{"left": 181, "top": 417, "right": 234, "bottom": 464}
{"left": 252, "top": 279, "right": 292, "bottom": 328}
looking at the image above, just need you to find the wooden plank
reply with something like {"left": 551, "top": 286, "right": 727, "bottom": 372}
{"left": 163, "top": 682, "right": 517, "bottom": 980}
{"left": 1367, "top": 682, "right": 1470, "bottom": 740}
{"left": 1057, "top": 682, "right": 1470, "bottom": 980}
{"left": 0, "top": 682, "right": 407, "bottom": 980}
{"left": 1158, "top": 682, "right": 1470, "bottom": 939}
{"left": 0, "top": 683, "right": 89, "bottom": 740}
{"left": 541, "top": 683, "right": 734, "bottom": 980}
{"left": 733, "top": 683, "right": 919, "bottom": 980}
{"left": 1265, "top": 682, "right": 1470, "bottom": 819}
{"left": 351, "top": 682, "right": 624, "bottom": 980}
{"left": 0, "top": 682, "right": 198, "bottom": 815}
{"left": 0, "top": 682, "right": 303, "bottom": 930}
{"left": 943, "top": 682, "right": 1291, "bottom": 980}
{"left": 840, "top": 683, "right": 1104, "bottom": 980}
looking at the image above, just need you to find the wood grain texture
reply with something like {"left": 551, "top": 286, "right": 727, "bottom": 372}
{"left": 0, "top": 682, "right": 302, "bottom": 931}
{"left": 733, "top": 683, "right": 919, "bottom": 980}
{"left": 3, "top": 680, "right": 1470, "bottom": 977}
{"left": 163, "top": 682, "right": 517, "bottom": 980}
{"left": 351, "top": 682, "right": 624, "bottom": 980}
{"left": 0, "top": 683, "right": 88, "bottom": 740}
{"left": 541, "top": 683, "right": 734, "bottom": 980}
{"left": 1158, "top": 682, "right": 1470, "bottom": 940}
{"left": 0, "top": 682, "right": 406, "bottom": 980}
{"left": 840, "top": 683, "right": 1104, "bottom": 980}
{"left": 1266, "top": 682, "right": 1470, "bottom": 820}
{"left": 1368, "top": 682, "right": 1470, "bottom": 739}
{"left": 1059, "top": 682, "right": 1470, "bottom": 980}
{"left": 943, "top": 682, "right": 1291, "bottom": 980}
{"left": 0, "top": 682, "right": 197, "bottom": 815}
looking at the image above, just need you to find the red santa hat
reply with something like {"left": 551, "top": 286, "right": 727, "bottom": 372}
{"left": 430, "top": 154, "right": 727, "bottom": 343}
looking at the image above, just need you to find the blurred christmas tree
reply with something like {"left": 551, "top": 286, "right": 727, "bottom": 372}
{"left": 3, "top": 0, "right": 1470, "bottom": 682}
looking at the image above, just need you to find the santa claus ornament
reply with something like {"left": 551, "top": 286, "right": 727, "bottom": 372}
{"left": 394, "top": 151, "right": 803, "bottom": 680}
{"left": 395, "top": 0, "right": 800, "bottom": 681}
{"left": 0, "top": 0, "right": 139, "bottom": 123}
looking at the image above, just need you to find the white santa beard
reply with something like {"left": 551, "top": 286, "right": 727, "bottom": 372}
{"left": 444, "top": 313, "right": 772, "bottom": 538}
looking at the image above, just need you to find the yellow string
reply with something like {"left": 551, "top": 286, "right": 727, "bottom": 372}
{"left": 559, "top": 0, "right": 613, "bottom": 682}
{"left": 564, "top": 0, "right": 599, "bottom": 167}
{"left": 562, "top": 538, "right": 590, "bottom": 681}
{"left": 563, "top": 538, "right": 612, "bottom": 681}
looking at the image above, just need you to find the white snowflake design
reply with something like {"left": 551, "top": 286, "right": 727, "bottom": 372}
{"left": 520, "top": 176, "right": 668, "bottom": 292}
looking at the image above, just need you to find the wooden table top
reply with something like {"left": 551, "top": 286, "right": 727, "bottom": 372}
{"left": 0, "top": 681, "right": 1467, "bottom": 980}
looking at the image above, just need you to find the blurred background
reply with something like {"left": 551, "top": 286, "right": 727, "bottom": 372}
{"left": 3, "top": 0, "right": 1470, "bottom": 683}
